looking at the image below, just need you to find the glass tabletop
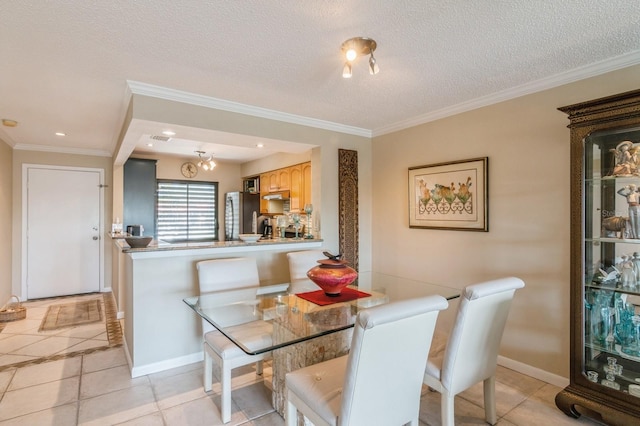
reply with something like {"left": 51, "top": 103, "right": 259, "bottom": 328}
{"left": 183, "top": 271, "right": 460, "bottom": 355}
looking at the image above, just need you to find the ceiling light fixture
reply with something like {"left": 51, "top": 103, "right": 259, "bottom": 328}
{"left": 162, "top": 130, "right": 176, "bottom": 136}
{"left": 341, "top": 37, "right": 379, "bottom": 78}
{"left": 55, "top": 132, "right": 66, "bottom": 136}
{"left": 2, "top": 119, "right": 18, "bottom": 127}
{"left": 195, "top": 150, "right": 216, "bottom": 171}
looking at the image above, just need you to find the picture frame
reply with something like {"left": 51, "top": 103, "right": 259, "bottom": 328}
{"left": 408, "top": 157, "right": 488, "bottom": 231}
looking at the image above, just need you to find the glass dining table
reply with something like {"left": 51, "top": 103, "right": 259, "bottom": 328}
{"left": 183, "top": 271, "right": 461, "bottom": 416}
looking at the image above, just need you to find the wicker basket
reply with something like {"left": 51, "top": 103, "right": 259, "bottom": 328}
{"left": 0, "top": 295, "right": 27, "bottom": 322}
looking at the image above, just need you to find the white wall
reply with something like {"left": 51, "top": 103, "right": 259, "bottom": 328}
{"left": 371, "top": 64, "right": 640, "bottom": 379}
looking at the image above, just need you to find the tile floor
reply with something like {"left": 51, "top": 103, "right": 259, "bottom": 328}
{"left": 0, "top": 295, "right": 607, "bottom": 425}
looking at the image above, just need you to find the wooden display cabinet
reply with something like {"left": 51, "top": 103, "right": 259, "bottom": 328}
{"left": 556, "top": 90, "right": 640, "bottom": 425}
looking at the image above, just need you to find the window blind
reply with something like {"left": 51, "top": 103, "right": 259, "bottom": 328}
{"left": 157, "top": 180, "right": 218, "bottom": 242}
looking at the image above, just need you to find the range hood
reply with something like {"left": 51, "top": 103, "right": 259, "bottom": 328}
{"left": 263, "top": 191, "right": 290, "bottom": 200}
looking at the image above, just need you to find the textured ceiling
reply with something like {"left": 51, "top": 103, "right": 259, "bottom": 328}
{"left": 1, "top": 1, "right": 640, "bottom": 161}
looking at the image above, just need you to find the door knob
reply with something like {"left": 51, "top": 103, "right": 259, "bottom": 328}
{"left": 92, "top": 236, "right": 99, "bottom": 240}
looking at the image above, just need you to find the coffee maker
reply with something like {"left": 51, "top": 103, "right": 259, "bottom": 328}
{"left": 262, "top": 218, "right": 273, "bottom": 239}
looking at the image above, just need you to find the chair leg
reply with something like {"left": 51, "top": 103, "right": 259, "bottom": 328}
{"left": 203, "top": 349, "right": 213, "bottom": 392}
{"left": 483, "top": 375, "right": 497, "bottom": 425}
{"left": 285, "top": 391, "right": 297, "bottom": 426}
{"left": 441, "top": 391, "right": 455, "bottom": 426}
{"left": 256, "top": 360, "right": 263, "bottom": 376}
{"left": 221, "top": 361, "right": 232, "bottom": 423}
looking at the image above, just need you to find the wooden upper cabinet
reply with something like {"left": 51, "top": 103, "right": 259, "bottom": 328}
{"left": 289, "top": 165, "right": 302, "bottom": 212}
{"left": 258, "top": 162, "right": 311, "bottom": 213}
{"left": 277, "top": 168, "right": 290, "bottom": 191}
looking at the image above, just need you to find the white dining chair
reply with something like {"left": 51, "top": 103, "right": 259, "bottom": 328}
{"left": 286, "top": 249, "right": 325, "bottom": 292}
{"left": 285, "top": 295, "right": 449, "bottom": 426}
{"left": 423, "top": 276, "right": 525, "bottom": 426}
{"left": 196, "top": 257, "right": 272, "bottom": 424}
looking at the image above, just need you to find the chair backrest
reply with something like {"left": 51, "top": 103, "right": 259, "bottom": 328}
{"left": 286, "top": 250, "right": 325, "bottom": 292}
{"left": 339, "top": 295, "right": 448, "bottom": 426}
{"left": 440, "top": 277, "right": 525, "bottom": 395}
{"left": 196, "top": 257, "right": 260, "bottom": 333}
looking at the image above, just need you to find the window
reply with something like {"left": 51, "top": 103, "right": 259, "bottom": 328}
{"left": 157, "top": 180, "right": 218, "bottom": 242}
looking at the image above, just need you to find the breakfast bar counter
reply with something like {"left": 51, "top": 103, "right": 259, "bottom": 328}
{"left": 110, "top": 236, "right": 323, "bottom": 377}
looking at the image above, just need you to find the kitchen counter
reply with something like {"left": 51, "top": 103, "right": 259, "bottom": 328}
{"left": 113, "top": 236, "right": 322, "bottom": 253}
{"left": 110, "top": 234, "right": 325, "bottom": 377}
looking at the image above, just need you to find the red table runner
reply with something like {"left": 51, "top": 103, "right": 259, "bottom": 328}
{"left": 295, "top": 287, "right": 371, "bottom": 306}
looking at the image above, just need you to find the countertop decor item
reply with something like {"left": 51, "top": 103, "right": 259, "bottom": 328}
{"left": 125, "top": 236, "right": 153, "bottom": 248}
{"left": 239, "top": 233, "right": 261, "bottom": 243}
{"left": 306, "top": 252, "right": 358, "bottom": 296}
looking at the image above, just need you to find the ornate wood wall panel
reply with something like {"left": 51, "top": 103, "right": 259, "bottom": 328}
{"left": 338, "top": 149, "right": 359, "bottom": 271}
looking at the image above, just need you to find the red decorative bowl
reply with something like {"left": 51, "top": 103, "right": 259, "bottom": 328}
{"left": 307, "top": 259, "right": 358, "bottom": 296}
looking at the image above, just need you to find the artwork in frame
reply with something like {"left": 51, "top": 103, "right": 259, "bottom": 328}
{"left": 408, "top": 157, "right": 488, "bottom": 231}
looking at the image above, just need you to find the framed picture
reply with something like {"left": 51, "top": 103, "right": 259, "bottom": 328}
{"left": 408, "top": 157, "right": 488, "bottom": 231}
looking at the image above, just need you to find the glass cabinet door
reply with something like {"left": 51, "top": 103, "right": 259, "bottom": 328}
{"left": 584, "top": 126, "right": 640, "bottom": 397}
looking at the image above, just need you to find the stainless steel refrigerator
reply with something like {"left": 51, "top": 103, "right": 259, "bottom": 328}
{"left": 224, "top": 192, "right": 260, "bottom": 240}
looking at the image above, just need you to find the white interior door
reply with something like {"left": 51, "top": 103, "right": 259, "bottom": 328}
{"left": 26, "top": 166, "right": 102, "bottom": 299}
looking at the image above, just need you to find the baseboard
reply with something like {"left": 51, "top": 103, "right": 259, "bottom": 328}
{"left": 122, "top": 338, "right": 133, "bottom": 374}
{"left": 130, "top": 351, "right": 204, "bottom": 378}
{"left": 498, "top": 355, "right": 569, "bottom": 388}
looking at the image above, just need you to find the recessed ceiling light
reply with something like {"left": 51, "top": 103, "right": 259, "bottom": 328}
{"left": 1, "top": 119, "right": 18, "bottom": 127}
{"left": 147, "top": 143, "right": 153, "bottom": 147}
{"left": 55, "top": 132, "right": 66, "bottom": 136}
{"left": 256, "top": 143, "right": 264, "bottom": 148}
{"left": 162, "top": 130, "right": 175, "bottom": 136}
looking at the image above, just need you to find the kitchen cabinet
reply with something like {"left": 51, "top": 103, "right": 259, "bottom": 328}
{"left": 258, "top": 162, "right": 311, "bottom": 214}
{"left": 555, "top": 90, "right": 640, "bottom": 425}
{"left": 277, "top": 168, "right": 290, "bottom": 191}
{"left": 123, "top": 158, "right": 157, "bottom": 237}
{"left": 289, "top": 165, "right": 302, "bottom": 212}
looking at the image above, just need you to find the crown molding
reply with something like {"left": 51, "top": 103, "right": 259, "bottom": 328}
{"left": 14, "top": 143, "right": 112, "bottom": 157}
{"left": 373, "top": 49, "right": 640, "bottom": 136}
{"left": 127, "top": 81, "right": 372, "bottom": 138}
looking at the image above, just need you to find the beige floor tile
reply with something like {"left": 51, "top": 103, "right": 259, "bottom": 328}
{"left": 231, "top": 381, "right": 274, "bottom": 421}
{"left": 78, "top": 383, "right": 158, "bottom": 425}
{"left": 419, "top": 389, "right": 488, "bottom": 426}
{"left": 495, "top": 365, "right": 546, "bottom": 396}
{"left": 0, "top": 334, "right": 47, "bottom": 354}
{"left": 52, "top": 323, "right": 106, "bottom": 339}
{"left": 0, "top": 402, "right": 77, "bottom": 426}
{"left": 0, "top": 320, "right": 42, "bottom": 335}
{"left": 248, "top": 411, "right": 285, "bottom": 426}
{"left": 93, "top": 331, "right": 109, "bottom": 341}
{"left": 0, "top": 370, "right": 15, "bottom": 393}
{"left": 503, "top": 384, "right": 602, "bottom": 426}
{"left": 23, "top": 306, "right": 48, "bottom": 321}
{"left": 0, "top": 354, "right": 38, "bottom": 368}
{"left": 57, "top": 339, "right": 108, "bottom": 355}
{"left": 0, "top": 333, "right": 15, "bottom": 342}
{"left": 147, "top": 360, "right": 203, "bottom": 381}
{"left": 10, "top": 336, "right": 85, "bottom": 357}
{"left": 114, "top": 411, "right": 165, "bottom": 426}
{"left": 0, "top": 376, "right": 79, "bottom": 421}
{"left": 151, "top": 367, "right": 208, "bottom": 410}
{"left": 8, "top": 357, "right": 81, "bottom": 390}
{"left": 82, "top": 347, "right": 128, "bottom": 374}
{"left": 458, "top": 379, "right": 529, "bottom": 417}
{"left": 80, "top": 365, "right": 150, "bottom": 399}
{"left": 161, "top": 396, "right": 235, "bottom": 426}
